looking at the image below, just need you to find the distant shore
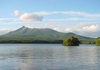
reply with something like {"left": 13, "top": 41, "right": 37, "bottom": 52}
{"left": 0, "top": 39, "right": 95, "bottom": 44}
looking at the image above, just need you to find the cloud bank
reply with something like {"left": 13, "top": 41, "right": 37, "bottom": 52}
{"left": 65, "top": 23, "right": 100, "bottom": 37}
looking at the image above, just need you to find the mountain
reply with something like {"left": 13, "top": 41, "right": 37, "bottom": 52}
{"left": 1, "top": 26, "right": 94, "bottom": 41}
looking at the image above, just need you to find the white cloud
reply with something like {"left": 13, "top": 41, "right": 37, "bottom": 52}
{"left": 81, "top": 24, "right": 99, "bottom": 32}
{"left": 31, "top": 11, "right": 100, "bottom": 18}
{"left": 61, "top": 11, "right": 100, "bottom": 18}
{"left": 44, "top": 18, "right": 96, "bottom": 21}
{"left": 53, "top": 27, "right": 63, "bottom": 32}
{"left": 19, "top": 13, "right": 43, "bottom": 22}
{"left": 64, "top": 23, "right": 100, "bottom": 37}
{"left": 13, "top": 10, "right": 19, "bottom": 16}
{"left": 44, "top": 18, "right": 78, "bottom": 21}
{"left": 32, "top": 11, "right": 52, "bottom": 15}
{"left": 44, "top": 18, "right": 80, "bottom": 21}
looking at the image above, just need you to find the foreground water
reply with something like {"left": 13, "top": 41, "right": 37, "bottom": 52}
{"left": 0, "top": 44, "right": 100, "bottom": 70}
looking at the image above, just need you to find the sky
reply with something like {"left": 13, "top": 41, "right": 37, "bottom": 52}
{"left": 0, "top": 0, "right": 100, "bottom": 38}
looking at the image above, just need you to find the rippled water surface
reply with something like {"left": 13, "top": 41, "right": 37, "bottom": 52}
{"left": 0, "top": 44, "right": 100, "bottom": 70}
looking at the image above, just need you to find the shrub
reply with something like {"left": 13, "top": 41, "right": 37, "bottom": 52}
{"left": 63, "top": 36, "right": 80, "bottom": 46}
{"left": 96, "top": 37, "right": 100, "bottom": 46}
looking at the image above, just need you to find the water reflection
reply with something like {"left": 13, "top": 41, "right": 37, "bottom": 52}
{"left": 63, "top": 47, "right": 99, "bottom": 70}
{"left": 0, "top": 44, "right": 100, "bottom": 70}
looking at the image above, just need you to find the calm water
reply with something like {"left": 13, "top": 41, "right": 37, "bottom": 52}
{"left": 0, "top": 44, "right": 100, "bottom": 70}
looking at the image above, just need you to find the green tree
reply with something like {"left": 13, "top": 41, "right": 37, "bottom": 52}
{"left": 96, "top": 37, "right": 100, "bottom": 46}
{"left": 63, "top": 36, "right": 80, "bottom": 46}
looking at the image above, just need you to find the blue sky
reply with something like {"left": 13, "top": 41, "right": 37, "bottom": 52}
{"left": 0, "top": 0, "right": 100, "bottom": 37}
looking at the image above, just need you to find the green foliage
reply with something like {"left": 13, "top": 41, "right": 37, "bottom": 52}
{"left": 80, "top": 40, "right": 95, "bottom": 44}
{"left": 0, "top": 37, "right": 63, "bottom": 44}
{"left": 96, "top": 37, "right": 100, "bottom": 46}
{"left": 63, "top": 36, "right": 80, "bottom": 46}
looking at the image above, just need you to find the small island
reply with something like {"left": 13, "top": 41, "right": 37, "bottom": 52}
{"left": 63, "top": 36, "right": 80, "bottom": 46}
{"left": 96, "top": 37, "right": 100, "bottom": 46}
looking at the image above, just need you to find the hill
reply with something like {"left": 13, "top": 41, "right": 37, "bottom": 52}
{"left": 0, "top": 26, "right": 95, "bottom": 44}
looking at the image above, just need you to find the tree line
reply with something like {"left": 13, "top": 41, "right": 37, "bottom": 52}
{"left": 0, "top": 37, "right": 63, "bottom": 44}
{"left": 0, "top": 37, "right": 99, "bottom": 45}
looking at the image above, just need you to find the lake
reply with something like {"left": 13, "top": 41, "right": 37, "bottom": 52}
{"left": 0, "top": 44, "right": 100, "bottom": 70}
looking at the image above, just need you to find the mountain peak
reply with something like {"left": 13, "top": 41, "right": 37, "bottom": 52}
{"left": 22, "top": 26, "right": 25, "bottom": 28}
{"left": 21, "top": 25, "right": 29, "bottom": 29}
{"left": 15, "top": 26, "right": 29, "bottom": 32}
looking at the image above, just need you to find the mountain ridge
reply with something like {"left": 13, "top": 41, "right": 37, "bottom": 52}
{"left": 1, "top": 26, "right": 94, "bottom": 41}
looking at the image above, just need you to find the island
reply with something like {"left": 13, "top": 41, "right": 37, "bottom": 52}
{"left": 63, "top": 36, "right": 80, "bottom": 46}
{"left": 96, "top": 37, "right": 100, "bottom": 46}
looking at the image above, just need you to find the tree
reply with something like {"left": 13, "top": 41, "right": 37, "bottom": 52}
{"left": 96, "top": 37, "right": 100, "bottom": 46}
{"left": 63, "top": 36, "right": 80, "bottom": 46}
